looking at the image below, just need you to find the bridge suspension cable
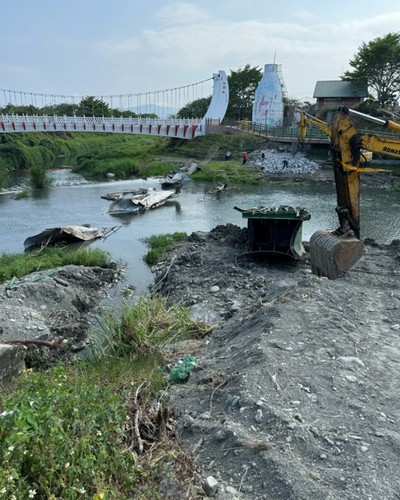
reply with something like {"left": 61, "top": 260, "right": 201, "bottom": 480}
{"left": 0, "top": 70, "right": 229, "bottom": 139}
{"left": 0, "top": 76, "right": 213, "bottom": 117}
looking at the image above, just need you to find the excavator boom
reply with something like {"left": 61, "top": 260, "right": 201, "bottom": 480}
{"left": 299, "top": 106, "right": 400, "bottom": 279}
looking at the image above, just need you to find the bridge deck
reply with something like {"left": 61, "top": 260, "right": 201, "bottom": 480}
{"left": 219, "top": 121, "right": 330, "bottom": 145}
{"left": 0, "top": 114, "right": 214, "bottom": 139}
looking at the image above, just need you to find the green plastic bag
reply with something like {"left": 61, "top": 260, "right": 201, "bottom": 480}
{"left": 169, "top": 354, "right": 198, "bottom": 384}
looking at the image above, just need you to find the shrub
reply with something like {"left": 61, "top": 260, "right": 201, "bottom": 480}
{"left": 28, "top": 165, "right": 51, "bottom": 189}
{"left": 0, "top": 165, "right": 8, "bottom": 189}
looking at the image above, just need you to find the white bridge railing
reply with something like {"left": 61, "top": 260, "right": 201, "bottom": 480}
{"left": 0, "top": 114, "right": 221, "bottom": 139}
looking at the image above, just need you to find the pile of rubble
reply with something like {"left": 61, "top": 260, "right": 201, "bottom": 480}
{"left": 252, "top": 148, "right": 320, "bottom": 175}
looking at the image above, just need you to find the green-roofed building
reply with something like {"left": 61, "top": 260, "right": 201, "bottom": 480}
{"left": 313, "top": 80, "right": 367, "bottom": 112}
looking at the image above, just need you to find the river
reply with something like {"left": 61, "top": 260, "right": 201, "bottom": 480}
{"left": 1, "top": 169, "right": 399, "bottom": 293}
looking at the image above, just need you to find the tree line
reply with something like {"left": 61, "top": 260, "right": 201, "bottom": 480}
{"left": 0, "top": 96, "right": 157, "bottom": 119}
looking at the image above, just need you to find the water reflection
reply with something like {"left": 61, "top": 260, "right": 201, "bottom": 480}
{"left": 165, "top": 200, "right": 182, "bottom": 213}
{"left": 107, "top": 212, "right": 144, "bottom": 225}
{"left": 31, "top": 189, "right": 51, "bottom": 200}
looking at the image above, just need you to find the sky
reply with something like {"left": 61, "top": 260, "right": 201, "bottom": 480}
{"left": 1, "top": 0, "right": 400, "bottom": 106}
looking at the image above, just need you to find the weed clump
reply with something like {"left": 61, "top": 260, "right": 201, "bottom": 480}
{"left": 0, "top": 247, "right": 110, "bottom": 284}
{"left": 143, "top": 232, "right": 187, "bottom": 266}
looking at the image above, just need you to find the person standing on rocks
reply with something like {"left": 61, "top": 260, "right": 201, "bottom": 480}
{"left": 242, "top": 151, "right": 248, "bottom": 165}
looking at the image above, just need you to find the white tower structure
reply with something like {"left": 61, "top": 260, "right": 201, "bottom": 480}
{"left": 252, "top": 64, "right": 286, "bottom": 127}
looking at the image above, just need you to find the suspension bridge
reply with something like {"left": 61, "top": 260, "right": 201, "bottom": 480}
{"left": 0, "top": 71, "right": 228, "bottom": 140}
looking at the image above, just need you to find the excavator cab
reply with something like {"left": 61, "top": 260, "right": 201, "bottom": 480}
{"left": 300, "top": 106, "right": 400, "bottom": 279}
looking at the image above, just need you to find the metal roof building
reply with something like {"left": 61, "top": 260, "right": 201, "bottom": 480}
{"left": 313, "top": 81, "right": 367, "bottom": 111}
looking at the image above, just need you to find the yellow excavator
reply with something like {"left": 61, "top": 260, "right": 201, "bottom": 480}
{"left": 298, "top": 106, "right": 400, "bottom": 279}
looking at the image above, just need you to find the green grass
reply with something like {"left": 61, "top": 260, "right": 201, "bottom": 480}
{"left": 143, "top": 232, "right": 187, "bottom": 265}
{"left": 191, "top": 160, "right": 264, "bottom": 184}
{"left": 165, "top": 131, "right": 266, "bottom": 159}
{"left": 0, "top": 247, "right": 110, "bottom": 284}
{"left": 73, "top": 136, "right": 170, "bottom": 180}
{"left": 0, "top": 130, "right": 267, "bottom": 183}
{"left": 0, "top": 294, "right": 207, "bottom": 498}
{"left": 97, "top": 294, "right": 210, "bottom": 358}
{"left": 0, "top": 359, "right": 162, "bottom": 499}
{"left": 13, "top": 190, "right": 30, "bottom": 200}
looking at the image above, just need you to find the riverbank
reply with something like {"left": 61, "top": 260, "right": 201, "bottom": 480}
{"left": 151, "top": 225, "right": 400, "bottom": 499}
{"left": 0, "top": 130, "right": 266, "bottom": 188}
{"left": 246, "top": 148, "right": 400, "bottom": 189}
{"left": 1, "top": 129, "right": 400, "bottom": 194}
{"left": 1, "top": 223, "right": 399, "bottom": 498}
{"left": 0, "top": 264, "right": 119, "bottom": 380}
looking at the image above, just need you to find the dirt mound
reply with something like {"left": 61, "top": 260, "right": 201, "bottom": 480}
{"left": 153, "top": 225, "right": 400, "bottom": 499}
{"left": 0, "top": 265, "right": 118, "bottom": 344}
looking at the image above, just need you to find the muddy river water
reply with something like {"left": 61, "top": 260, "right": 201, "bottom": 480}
{"left": 1, "top": 169, "right": 399, "bottom": 293}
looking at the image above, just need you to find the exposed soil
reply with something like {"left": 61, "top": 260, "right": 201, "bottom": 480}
{"left": 0, "top": 265, "right": 119, "bottom": 362}
{"left": 152, "top": 224, "right": 400, "bottom": 499}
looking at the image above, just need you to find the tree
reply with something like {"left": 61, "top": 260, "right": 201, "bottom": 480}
{"left": 39, "top": 103, "right": 79, "bottom": 116}
{"left": 175, "top": 65, "right": 262, "bottom": 121}
{"left": 176, "top": 96, "right": 211, "bottom": 118}
{"left": 110, "top": 108, "right": 138, "bottom": 118}
{"left": 76, "top": 96, "right": 111, "bottom": 117}
{"left": 342, "top": 32, "right": 400, "bottom": 109}
{"left": 0, "top": 103, "right": 40, "bottom": 115}
{"left": 53, "top": 103, "right": 78, "bottom": 116}
{"left": 225, "top": 64, "right": 263, "bottom": 121}
{"left": 282, "top": 96, "right": 315, "bottom": 126}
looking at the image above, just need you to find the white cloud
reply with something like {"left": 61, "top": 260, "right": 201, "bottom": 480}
{"left": 50, "top": 6, "right": 400, "bottom": 97}
{"left": 155, "top": 2, "right": 209, "bottom": 25}
{"left": 96, "top": 38, "right": 142, "bottom": 55}
{"left": 131, "top": 10, "right": 400, "bottom": 96}
{"left": 143, "top": 21, "right": 312, "bottom": 67}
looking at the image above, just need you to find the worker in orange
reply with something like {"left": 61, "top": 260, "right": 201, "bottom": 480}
{"left": 242, "top": 151, "right": 247, "bottom": 165}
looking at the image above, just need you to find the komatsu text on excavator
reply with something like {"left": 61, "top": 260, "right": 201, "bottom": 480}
{"left": 298, "top": 106, "right": 400, "bottom": 279}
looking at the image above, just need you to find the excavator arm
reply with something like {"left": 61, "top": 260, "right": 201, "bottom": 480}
{"left": 297, "top": 107, "right": 400, "bottom": 279}
{"left": 298, "top": 111, "right": 332, "bottom": 142}
{"left": 332, "top": 109, "right": 400, "bottom": 236}
{"left": 349, "top": 108, "right": 400, "bottom": 134}
{"left": 352, "top": 133, "right": 400, "bottom": 159}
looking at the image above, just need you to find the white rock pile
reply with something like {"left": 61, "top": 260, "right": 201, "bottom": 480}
{"left": 253, "top": 148, "right": 320, "bottom": 174}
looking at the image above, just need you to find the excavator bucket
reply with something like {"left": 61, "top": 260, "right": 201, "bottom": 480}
{"left": 309, "top": 230, "right": 364, "bottom": 279}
